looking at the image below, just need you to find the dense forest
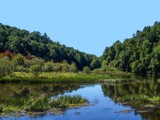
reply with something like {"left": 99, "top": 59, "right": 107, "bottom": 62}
{"left": 1, "top": 22, "right": 160, "bottom": 74}
{"left": 102, "top": 21, "right": 160, "bottom": 74}
{"left": 0, "top": 23, "right": 101, "bottom": 70}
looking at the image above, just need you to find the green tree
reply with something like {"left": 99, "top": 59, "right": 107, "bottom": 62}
{"left": 83, "top": 66, "right": 90, "bottom": 74}
{"left": 69, "top": 62, "right": 78, "bottom": 73}
{"left": 42, "top": 62, "right": 54, "bottom": 72}
{"left": 31, "top": 64, "right": 42, "bottom": 76}
{"left": 0, "top": 57, "right": 14, "bottom": 77}
{"left": 13, "top": 54, "right": 26, "bottom": 66}
{"left": 90, "top": 58, "right": 101, "bottom": 69}
{"left": 30, "top": 57, "right": 44, "bottom": 67}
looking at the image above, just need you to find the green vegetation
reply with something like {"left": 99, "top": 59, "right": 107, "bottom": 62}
{"left": 30, "top": 95, "right": 87, "bottom": 112}
{"left": 92, "top": 67, "right": 131, "bottom": 78}
{"left": 102, "top": 79, "right": 160, "bottom": 108}
{"left": 1, "top": 72, "right": 114, "bottom": 83}
{"left": 0, "top": 95, "right": 87, "bottom": 115}
{"left": 1, "top": 21, "right": 160, "bottom": 76}
{"left": 0, "top": 22, "right": 136, "bottom": 84}
{"left": 102, "top": 21, "right": 160, "bottom": 74}
{"left": 0, "top": 23, "right": 100, "bottom": 70}
{"left": 0, "top": 84, "right": 88, "bottom": 116}
{"left": 116, "top": 95, "right": 160, "bottom": 106}
{"left": 0, "top": 52, "right": 130, "bottom": 83}
{"left": 0, "top": 57, "right": 14, "bottom": 77}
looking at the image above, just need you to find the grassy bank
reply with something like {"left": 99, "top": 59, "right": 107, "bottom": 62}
{"left": 116, "top": 94, "right": 160, "bottom": 106}
{"left": 0, "top": 72, "right": 132, "bottom": 83}
{"left": 0, "top": 95, "right": 88, "bottom": 116}
{"left": 114, "top": 94, "right": 160, "bottom": 114}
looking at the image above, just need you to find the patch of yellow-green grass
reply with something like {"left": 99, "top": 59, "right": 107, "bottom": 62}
{"left": 3, "top": 106, "right": 20, "bottom": 114}
{"left": 0, "top": 72, "right": 129, "bottom": 83}
{"left": 149, "top": 96, "right": 160, "bottom": 104}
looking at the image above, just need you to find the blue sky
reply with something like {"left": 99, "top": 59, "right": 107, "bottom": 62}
{"left": 0, "top": 0, "right": 160, "bottom": 56}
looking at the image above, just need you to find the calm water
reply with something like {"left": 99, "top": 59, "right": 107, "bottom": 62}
{"left": 1, "top": 79, "right": 160, "bottom": 120}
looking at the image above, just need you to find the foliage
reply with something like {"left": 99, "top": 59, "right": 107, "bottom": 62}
{"left": 30, "top": 97, "right": 50, "bottom": 111}
{"left": 42, "top": 62, "right": 54, "bottom": 72}
{"left": 3, "top": 106, "right": 19, "bottom": 113}
{"left": 1, "top": 72, "right": 112, "bottom": 83}
{"left": 0, "top": 57, "right": 14, "bottom": 77}
{"left": 0, "top": 23, "right": 100, "bottom": 70}
{"left": 15, "top": 65, "right": 29, "bottom": 72}
{"left": 30, "top": 64, "right": 42, "bottom": 75}
{"left": 101, "top": 21, "right": 160, "bottom": 74}
{"left": 30, "top": 95, "right": 87, "bottom": 112}
{"left": 102, "top": 79, "right": 160, "bottom": 107}
{"left": 53, "top": 95, "right": 87, "bottom": 108}
{"left": 0, "top": 53, "right": 80, "bottom": 77}
{"left": 12, "top": 54, "right": 25, "bottom": 66}
{"left": 83, "top": 66, "right": 90, "bottom": 74}
{"left": 0, "top": 84, "right": 88, "bottom": 115}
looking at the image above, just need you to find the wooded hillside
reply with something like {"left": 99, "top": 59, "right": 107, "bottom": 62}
{"left": 0, "top": 23, "right": 100, "bottom": 70}
{"left": 102, "top": 21, "right": 160, "bottom": 73}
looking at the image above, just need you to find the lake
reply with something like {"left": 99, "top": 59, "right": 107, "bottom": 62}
{"left": 0, "top": 77, "right": 160, "bottom": 120}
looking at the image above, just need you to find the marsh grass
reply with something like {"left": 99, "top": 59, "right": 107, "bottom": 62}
{"left": 116, "top": 94, "right": 160, "bottom": 106}
{"left": 0, "top": 72, "right": 116, "bottom": 83}
{"left": 55, "top": 95, "right": 87, "bottom": 108}
{"left": 30, "top": 95, "right": 88, "bottom": 112}
{"left": 92, "top": 68, "right": 131, "bottom": 78}
{"left": 2, "top": 106, "right": 20, "bottom": 113}
{"left": 30, "top": 97, "right": 50, "bottom": 112}
{"left": 0, "top": 95, "right": 88, "bottom": 115}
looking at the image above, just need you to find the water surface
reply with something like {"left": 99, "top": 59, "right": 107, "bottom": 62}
{"left": 1, "top": 79, "right": 160, "bottom": 120}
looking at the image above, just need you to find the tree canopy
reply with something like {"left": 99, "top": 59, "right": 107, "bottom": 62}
{"left": 0, "top": 23, "right": 101, "bottom": 70}
{"left": 101, "top": 21, "right": 160, "bottom": 74}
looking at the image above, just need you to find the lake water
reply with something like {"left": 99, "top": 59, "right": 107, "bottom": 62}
{"left": 1, "top": 78, "right": 160, "bottom": 120}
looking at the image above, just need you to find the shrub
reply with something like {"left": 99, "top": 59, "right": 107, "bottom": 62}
{"left": 42, "top": 62, "right": 54, "bottom": 72}
{"left": 12, "top": 54, "right": 25, "bottom": 66}
{"left": 69, "top": 63, "right": 78, "bottom": 73}
{"left": 83, "top": 66, "right": 90, "bottom": 74}
{"left": 53, "top": 65, "right": 61, "bottom": 72}
{"left": 30, "top": 64, "right": 42, "bottom": 75}
{"left": 15, "top": 65, "right": 29, "bottom": 72}
{"left": 61, "top": 67, "right": 69, "bottom": 72}
{"left": 0, "top": 57, "right": 14, "bottom": 77}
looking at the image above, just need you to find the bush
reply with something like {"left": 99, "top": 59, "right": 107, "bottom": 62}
{"left": 69, "top": 63, "right": 78, "bottom": 73}
{"left": 61, "top": 67, "right": 69, "bottom": 72}
{"left": 92, "top": 68, "right": 103, "bottom": 74}
{"left": 53, "top": 65, "right": 61, "bottom": 72}
{"left": 30, "top": 64, "right": 42, "bottom": 75}
{"left": 12, "top": 54, "right": 26, "bottom": 66}
{"left": 0, "top": 104, "right": 4, "bottom": 113}
{"left": 83, "top": 66, "right": 90, "bottom": 74}
{"left": 15, "top": 65, "right": 29, "bottom": 72}
{"left": 42, "top": 62, "right": 54, "bottom": 72}
{"left": 0, "top": 57, "right": 14, "bottom": 77}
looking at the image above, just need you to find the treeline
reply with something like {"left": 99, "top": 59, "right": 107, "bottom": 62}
{"left": 102, "top": 21, "right": 160, "bottom": 74}
{"left": 0, "top": 23, "right": 101, "bottom": 70}
{"left": 0, "top": 53, "right": 79, "bottom": 77}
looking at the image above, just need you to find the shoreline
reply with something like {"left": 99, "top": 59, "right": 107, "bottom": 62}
{"left": 0, "top": 102, "right": 90, "bottom": 117}
{"left": 0, "top": 72, "right": 132, "bottom": 84}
